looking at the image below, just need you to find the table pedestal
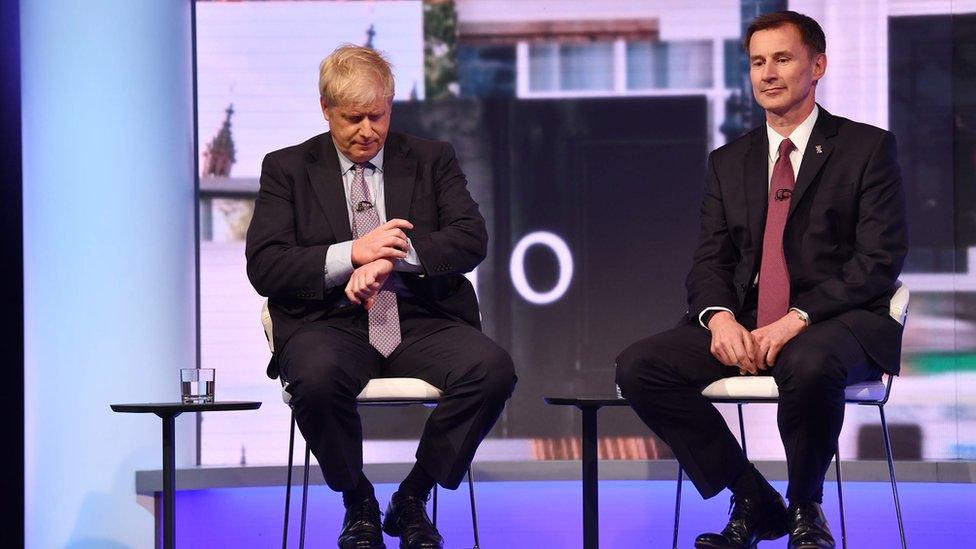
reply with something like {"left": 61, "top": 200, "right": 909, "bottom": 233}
{"left": 111, "top": 401, "right": 262, "bottom": 549}
{"left": 544, "top": 396, "right": 629, "bottom": 549}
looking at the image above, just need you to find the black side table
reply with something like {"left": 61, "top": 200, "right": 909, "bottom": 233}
{"left": 111, "top": 401, "right": 261, "bottom": 549}
{"left": 544, "top": 395, "right": 630, "bottom": 549}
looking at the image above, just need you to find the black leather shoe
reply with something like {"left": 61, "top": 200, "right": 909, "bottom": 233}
{"left": 787, "top": 501, "right": 835, "bottom": 549}
{"left": 695, "top": 492, "right": 789, "bottom": 548}
{"left": 338, "top": 497, "right": 386, "bottom": 549}
{"left": 382, "top": 491, "right": 444, "bottom": 549}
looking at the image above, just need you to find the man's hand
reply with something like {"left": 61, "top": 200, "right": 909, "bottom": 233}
{"left": 345, "top": 258, "right": 395, "bottom": 309}
{"left": 351, "top": 219, "right": 414, "bottom": 267}
{"left": 708, "top": 311, "right": 760, "bottom": 375}
{"left": 750, "top": 312, "right": 807, "bottom": 368}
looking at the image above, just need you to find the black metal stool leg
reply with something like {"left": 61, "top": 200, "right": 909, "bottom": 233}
{"left": 467, "top": 467, "right": 480, "bottom": 549}
{"left": 299, "top": 445, "right": 310, "bottom": 549}
{"left": 432, "top": 483, "right": 438, "bottom": 528}
{"left": 879, "top": 406, "right": 907, "bottom": 549}
{"left": 737, "top": 403, "right": 748, "bottom": 459}
{"left": 283, "top": 412, "right": 296, "bottom": 549}
{"left": 672, "top": 465, "right": 683, "bottom": 549}
{"left": 835, "top": 451, "right": 847, "bottom": 549}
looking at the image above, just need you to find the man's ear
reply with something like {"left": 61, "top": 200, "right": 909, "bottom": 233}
{"left": 812, "top": 53, "right": 827, "bottom": 85}
{"left": 320, "top": 96, "right": 330, "bottom": 122}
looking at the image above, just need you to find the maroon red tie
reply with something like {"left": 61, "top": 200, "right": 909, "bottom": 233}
{"left": 757, "top": 138, "right": 796, "bottom": 327}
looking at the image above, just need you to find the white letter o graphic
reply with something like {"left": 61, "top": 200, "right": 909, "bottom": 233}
{"left": 509, "top": 231, "right": 573, "bottom": 305}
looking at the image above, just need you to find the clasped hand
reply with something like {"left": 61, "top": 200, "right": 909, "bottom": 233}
{"left": 345, "top": 258, "right": 394, "bottom": 310}
{"left": 351, "top": 219, "right": 414, "bottom": 267}
{"left": 707, "top": 311, "right": 806, "bottom": 375}
{"left": 346, "top": 219, "right": 413, "bottom": 310}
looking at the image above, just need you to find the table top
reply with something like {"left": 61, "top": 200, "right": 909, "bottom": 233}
{"left": 111, "top": 401, "right": 262, "bottom": 414}
{"left": 544, "top": 395, "right": 630, "bottom": 407}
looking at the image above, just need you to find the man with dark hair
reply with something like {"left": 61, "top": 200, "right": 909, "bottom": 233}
{"left": 616, "top": 11, "right": 906, "bottom": 549}
{"left": 745, "top": 10, "right": 826, "bottom": 54}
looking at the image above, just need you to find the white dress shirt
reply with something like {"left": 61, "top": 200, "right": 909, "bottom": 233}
{"left": 698, "top": 105, "right": 819, "bottom": 328}
{"left": 324, "top": 145, "right": 423, "bottom": 289}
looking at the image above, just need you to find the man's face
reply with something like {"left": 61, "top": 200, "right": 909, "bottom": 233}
{"left": 321, "top": 87, "right": 391, "bottom": 164}
{"left": 748, "top": 24, "right": 826, "bottom": 119}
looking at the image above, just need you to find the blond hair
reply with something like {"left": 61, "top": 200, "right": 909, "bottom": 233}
{"left": 318, "top": 45, "right": 395, "bottom": 107}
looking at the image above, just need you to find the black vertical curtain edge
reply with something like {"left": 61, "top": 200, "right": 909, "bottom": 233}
{"left": 1, "top": 0, "right": 25, "bottom": 545}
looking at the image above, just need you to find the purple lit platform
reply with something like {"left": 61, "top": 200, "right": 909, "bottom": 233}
{"left": 167, "top": 479, "right": 974, "bottom": 548}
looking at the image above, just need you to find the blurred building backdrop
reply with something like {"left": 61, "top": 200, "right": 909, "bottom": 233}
{"left": 193, "top": 0, "right": 976, "bottom": 468}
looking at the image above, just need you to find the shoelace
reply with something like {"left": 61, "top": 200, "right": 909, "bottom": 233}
{"left": 728, "top": 494, "right": 757, "bottom": 518}
{"left": 400, "top": 498, "right": 429, "bottom": 524}
{"left": 348, "top": 501, "right": 381, "bottom": 528}
{"left": 791, "top": 506, "right": 819, "bottom": 533}
{"left": 722, "top": 493, "right": 768, "bottom": 545}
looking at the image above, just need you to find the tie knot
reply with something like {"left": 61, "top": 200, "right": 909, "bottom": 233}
{"left": 352, "top": 162, "right": 376, "bottom": 174}
{"left": 778, "top": 138, "right": 795, "bottom": 158}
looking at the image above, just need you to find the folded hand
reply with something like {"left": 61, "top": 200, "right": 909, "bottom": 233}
{"left": 345, "top": 258, "right": 395, "bottom": 309}
{"left": 707, "top": 311, "right": 761, "bottom": 375}
{"left": 750, "top": 312, "right": 807, "bottom": 368}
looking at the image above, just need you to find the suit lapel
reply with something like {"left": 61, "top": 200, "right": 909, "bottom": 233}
{"left": 306, "top": 133, "right": 353, "bottom": 243}
{"left": 788, "top": 106, "right": 838, "bottom": 220}
{"left": 745, "top": 128, "right": 769, "bottom": 244}
{"left": 382, "top": 134, "right": 417, "bottom": 222}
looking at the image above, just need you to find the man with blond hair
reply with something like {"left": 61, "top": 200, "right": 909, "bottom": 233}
{"left": 246, "top": 45, "right": 516, "bottom": 549}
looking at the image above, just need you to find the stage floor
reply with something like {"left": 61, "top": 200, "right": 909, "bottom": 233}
{"left": 173, "top": 480, "right": 974, "bottom": 547}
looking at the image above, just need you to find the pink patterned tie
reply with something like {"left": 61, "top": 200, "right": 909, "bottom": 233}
{"left": 351, "top": 163, "right": 401, "bottom": 357}
{"left": 757, "top": 139, "right": 796, "bottom": 327}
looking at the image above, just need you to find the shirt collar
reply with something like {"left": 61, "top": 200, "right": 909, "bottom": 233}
{"left": 766, "top": 104, "right": 819, "bottom": 161}
{"left": 334, "top": 142, "right": 385, "bottom": 175}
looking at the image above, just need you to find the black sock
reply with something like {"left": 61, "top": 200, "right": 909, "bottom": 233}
{"left": 398, "top": 463, "right": 436, "bottom": 499}
{"left": 788, "top": 496, "right": 823, "bottom": 506}
{"left": 342, "top": 471, "right": 375, "bottom": 508}
{"left": 731, "top": 463, "right": 767, "bottom": 501}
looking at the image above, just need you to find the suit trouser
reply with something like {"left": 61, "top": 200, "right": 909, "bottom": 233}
{"left": 615, "top": 316, "right": 881, "bottom": 503}
{"left": 278, "top": 298, "right": 517, "bottom": 492}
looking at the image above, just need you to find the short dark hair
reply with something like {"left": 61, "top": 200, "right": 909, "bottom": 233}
{"left": 743, "top": 11, "right": 826, "bottom": 56}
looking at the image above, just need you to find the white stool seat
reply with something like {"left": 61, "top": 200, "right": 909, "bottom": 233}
{"left": 357, "top": 377, "right": 443, "bottom": 401}
{"left": 701, "top": 376, "right": 887, "bottom": 402}
{"left": 281, "top": 377, "right": 443, "bottom": 405}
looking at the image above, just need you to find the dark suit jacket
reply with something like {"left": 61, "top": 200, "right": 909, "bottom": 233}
{"left": 685, "top": 106, "right": 908, "bottom": 373}
{"left": 245, "top": 131, "right": 487, "bottom": 378}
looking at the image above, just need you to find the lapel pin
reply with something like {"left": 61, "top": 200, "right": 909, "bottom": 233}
{"left": 815, "top": 145, "right": 823, "bottom": 154}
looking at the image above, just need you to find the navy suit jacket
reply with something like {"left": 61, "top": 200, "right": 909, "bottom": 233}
{"left": 685, "top": 107, "right": 908, "bottom": 373}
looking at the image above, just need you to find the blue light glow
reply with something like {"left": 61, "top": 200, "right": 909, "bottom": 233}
{"left": 22, "top": 1, "right": 197, "bottom": 546}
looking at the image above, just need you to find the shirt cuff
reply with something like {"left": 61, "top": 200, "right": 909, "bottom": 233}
{"left": 699, "top": 306, "right": 734, "bottom": 329}
{"left": 324, "top": 240, "right": 355, "bottom": 289}
{"left": 789, "top": 307, "right": 811, "bottom": 326}
{"left": 395, "top": 237, "right": 424, "bottom": 273}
